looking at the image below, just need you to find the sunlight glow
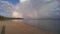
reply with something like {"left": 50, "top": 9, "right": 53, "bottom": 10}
{"left": 45, "top": 0, "right": 52, "bottom": 2}
{"left": 20, "top": 0, "right": 27, "bottom": 3}
{"left": 12, "top": 11, "right": 23, "bottom": 18}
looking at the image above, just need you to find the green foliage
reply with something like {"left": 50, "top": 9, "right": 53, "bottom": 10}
{"left": 0, "top": 16, "right": 8, "bottom": 20}
{"left": 0, "top": 15, "right": 24, "bottom": 20}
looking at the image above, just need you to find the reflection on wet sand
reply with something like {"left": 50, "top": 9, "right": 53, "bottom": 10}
{"left": 0, "top": 20, "right": 57, "bottom": 34}
{"left": 1, "top": 25, "right": 5, "bottom": 34}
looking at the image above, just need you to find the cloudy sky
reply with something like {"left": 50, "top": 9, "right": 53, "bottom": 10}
{"left": 0, "top": 0, "right": 60, "bottom": 18}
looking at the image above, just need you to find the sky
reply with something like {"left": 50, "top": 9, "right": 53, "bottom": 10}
{"left": 2, "top": 0, "right": 19, "bottom": 5}
{"left": 0, "top": 0, "right": 60, "bottom": 18}
{"left": 0, "top": 0, "right": 19, "bottom": 17}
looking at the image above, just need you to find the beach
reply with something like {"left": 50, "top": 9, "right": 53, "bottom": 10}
{"left": 0, "top": 21, "right": 57, "bottom": 34}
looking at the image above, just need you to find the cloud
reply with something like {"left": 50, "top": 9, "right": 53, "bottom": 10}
{"left": 14, "top": 0, "right": 58, "bottom": 18}
{"left": 0, "top": 0, "right": 15, "bottom": 17}
{"left": 0, "top": 0, "right": 59, "bottom": 18}
{"left": 20, "top": 0, "right": 27, "bottom": 3}
{"left": 12, "top": 11, "right": 23, "bottom": 18}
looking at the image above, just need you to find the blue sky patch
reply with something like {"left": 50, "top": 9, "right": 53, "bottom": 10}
{"left": 2, "top": 0, "right": 20, "bottom": 5}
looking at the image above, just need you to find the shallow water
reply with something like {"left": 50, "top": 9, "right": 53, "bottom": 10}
{"left": 0, "top": 19, "right": 60, "bottom": 34}
{"left": 23, "top": 19, "right": 60, "bottom": 32}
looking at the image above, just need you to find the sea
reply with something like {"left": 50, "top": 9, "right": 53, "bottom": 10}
{"left": 0, "top": 19, "right": 60, "bottom": 34}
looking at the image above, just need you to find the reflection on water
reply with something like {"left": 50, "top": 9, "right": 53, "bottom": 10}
{"left": 0, "top": 20, "right": 23, "bottom": 23}
{"left": 12, "top": 19, "right": 23, "bottom": 22}
{"left": 23, "top": 19, "right": 60, "bottom": 32}
{"left": 1, "top": 19, "right": 60, "bottom": 33}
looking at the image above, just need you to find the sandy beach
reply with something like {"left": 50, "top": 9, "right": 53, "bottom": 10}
{"left": 0, "top": 21, "right": 57, "bottom": 34}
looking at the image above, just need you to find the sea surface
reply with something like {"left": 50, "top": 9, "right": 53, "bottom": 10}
{"left": 0, "top": 19, "right": 60, "bottom": 34}
{"left": 23, "top": 19, "right": 60, "bottom": 31}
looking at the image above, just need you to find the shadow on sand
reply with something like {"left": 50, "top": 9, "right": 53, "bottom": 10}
{"left": 1, "top": 25, "right": 5, "bottom": 34}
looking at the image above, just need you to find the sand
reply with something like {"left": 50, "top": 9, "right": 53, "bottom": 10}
{"left": 0, "top": 22, "right": 2, "bottom": 34}
{"left": 0, "top": 21, "right": 57, "bottom": 34}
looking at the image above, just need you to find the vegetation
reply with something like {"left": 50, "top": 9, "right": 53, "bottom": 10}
{"left": 0, "top": 16, "right": 24, "bottom": 20}
{"left": 0, "top": 16, "right": 8, "bottom": 20}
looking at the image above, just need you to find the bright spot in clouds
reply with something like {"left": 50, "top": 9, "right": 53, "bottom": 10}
{"left": 12, "top": 11, "right": 23, "bottom": 18}
{"left": 20, "top": 0, "right": 27, "bottom": 3}
{"left": 0, "top": 0, "right": 58, "bottom": 18}
{"left": 44, "top": 0, "right": 52, "bottom": 2}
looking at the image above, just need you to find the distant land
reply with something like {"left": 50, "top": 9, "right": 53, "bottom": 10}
{"left": 0, "top": 15, "right": 60, "bottom": 20}
{"left": 0, "top": 15, "right": 24, "bottom": 20}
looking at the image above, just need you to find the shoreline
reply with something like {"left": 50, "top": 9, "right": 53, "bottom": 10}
{"left": 0, "top": 21, "right": 58, "bottom": 34}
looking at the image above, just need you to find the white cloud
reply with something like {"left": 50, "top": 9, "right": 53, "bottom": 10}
{"left": 14, "top": 0, "right": 58, "bottom": 18}
{"left": 45, "top": 0, "right": 51, "bottom": 1}
{"left": 0, "top": 0, "right": 15, "bottom": 17}
{"left": 0, "top": 0, "right": 59, "bottom": 18}
{"left": 12, "top": 11, "right": 23, "bottom": 18}
{"left": 20, "top": 0, "right": 27, "bottom": 3}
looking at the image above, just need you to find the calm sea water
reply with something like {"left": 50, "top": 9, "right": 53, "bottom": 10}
{"left": 23, "top": 19, "right": 60, "bottom": 32}
{"left": 1, "top": 19, "right": 60, "bottom": 33}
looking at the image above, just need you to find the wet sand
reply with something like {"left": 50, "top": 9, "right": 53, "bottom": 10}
{"left": 0, "top": 22, "right": 2, "bottom": 34}
{"left": 0, "top": 21, "right": 57, "bottom": 34}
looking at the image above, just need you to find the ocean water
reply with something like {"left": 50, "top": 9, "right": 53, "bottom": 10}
{"left": 0, "top": 19, "right": 60, "bottom": 34}
{"left": 23, "top": 19, "right": 60, "bottom": 32}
